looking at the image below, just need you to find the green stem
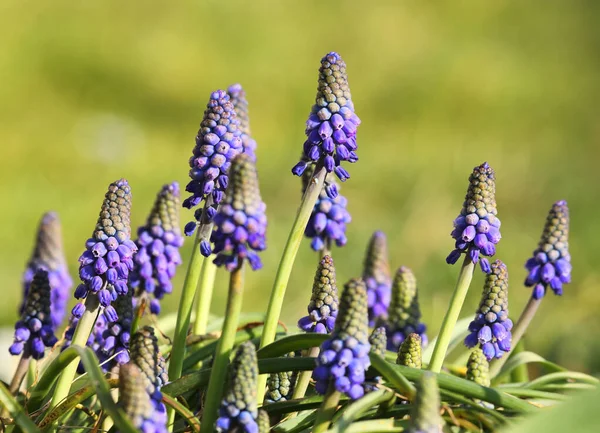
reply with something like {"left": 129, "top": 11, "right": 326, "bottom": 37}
{"left": 199, "top": 266, "right": 245, "bottom": 433}
{"left": 9, "top": 354, "right": 31, "bottom": 395}
{"left": 489, "top": 296, "right": 542, "bottom": 377}
{"left": 510, "top": 341, "right": 529, "bottom": 383}
{"left": 49, "top": 296, "right": 101, "bottom": 410}
{"left": 257, "top": 164, "right": 326, "bottom": 399}
{"left": 192, "top": 256, "right": 218, "bottom": 336}
{"left": 130, "top": 296, "right": 147, "bottom": 335}
{"left": 428, "top": 255, "right": 475, "bottom": 373}
{"left": 27, "top": 359, "right": 36, "bottom": 389}
{"left": 313, "top": 384, "right": 342, "bottom": 433}
{"left": 291, "top": 346, "right": 320, "bottom": 400}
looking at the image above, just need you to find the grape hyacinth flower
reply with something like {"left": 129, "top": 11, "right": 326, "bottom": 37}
{"left": 10, "top": 270, "right": 58, "bottom": 359}
{"left": 298, "top": 255, "right": 339, "bottom": 333}
{"left": 257, "top": 410, "right": 270, "bottom": 433}
{"left": 118, "top": 362, "right": 167, "bottom": 433}
{"left": 266, "top": 352, "right": 298, "bottom": 403}
{"left": 211, "top": 154, "right": 267, "bottom": 271}
{"left": 313, "top": 278, "right": 371, "bottom": 400}
{"left": 183, "top": 90, "right": 244, "bottom": 234}
{"left": 303, "top": 166, "right": 351, "bottom": 252}
{"left": 464, "top": 260, "right": 512, "bottom": 361}
{"left": 94, "top": 288, "right": 133, "bottom": 372}
{"left": 385, "top": 266, "right": 427, "bottom": 351}
{"left": 292, "top": 52, "right": 361, "bottom": 183}
{"left": 130, "top": 182, "right": 184, "bottom": 315}
{"left": 524, "top": 200, "right": 571, "bottom": 299}
{"left": 216, "top": 342, "right": 260, "bottom": 433}
{"left": 446, "top": 162, "right": 501, "bottom": 274}
{"left": 227, "top": 84, "right": 257, "bottom": 162}
{"left": 396, "top": 333, "right": 422, "bottom": 369}
{"left": 407, "top": 372, "right": 444, "bottom": 433}
{"left": 72, "top": 179, "right": 137, "bottom": 318}
{"left": 365, "top": 327, "right": 387, "bottom": 390}
{"left": 22, "top": 212, "right": 72, "bottom": 329}
{"left": 466, "top": 348, "right": 490, "bottom": 387}
{"left": 363, "top": 231, "right": 392, "bottom": 326}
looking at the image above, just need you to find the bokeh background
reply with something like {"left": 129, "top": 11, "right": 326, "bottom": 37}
{"left": 1, "top": 1, "right": 599, "bottom": 375}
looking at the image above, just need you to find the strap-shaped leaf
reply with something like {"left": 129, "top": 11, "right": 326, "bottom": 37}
{"left": 0, "top": 381, "right": 41, "bottom": 433}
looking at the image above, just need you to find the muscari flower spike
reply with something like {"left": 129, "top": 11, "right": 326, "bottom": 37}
{"left": 465, "top": 260, "right": 512, "bottom": 361}
{"left": 183, "top": 90, "right": 244, "bottom": 235}
{"left": 396, "top": 333, "right": 422, "bottom": 369}
{"left": 313, "top": 278, "right": 371, "bottom": 400}
{"left": 446, "top": 162, "right": 501, "bottom": 274}
{"left": 524, "top": 200, "right": 571, "bottom": 299}
{"left": 10, "top": 270, "right": 58, "bottom": 359}
{"left": 72, "top": 179, "right": 137, "bottom": 319}
{"left": 118, "top": 362, "right": 167, "bottom": 433}
{"left": 303, "top": 165, "right": 351, "bottom": 251}
{"left": 266, "top": 352, "right": 298, "bottom": 403}
{"left": 363, "top": 231, "right": 392, "bottom": 326}
{"left": 292, "top": 52, "right": 361, "bottom": 183}
{"left": 210, "top": 154, "right": 267, "bottom": 271}
{"left": 385, "top": 266, "right": 427, "bottom": 351}
{"left": 298, "top": 255, "right": 339, "bottom": 333}
{"left": 130, "top": 182, "right": 184, "bottom": 315}
{"left": 257, "top": 410, "right": 270, "bottom": 433}
{"left": 22, "top": 212, "right": 72, "bottom": 329}
{"left": 408, "top": 372, "right": 444, "bottom": 433}
{"left": 94, "top": 287, "right": 133, "bottom": 372}
{"left": 466, "top": 348, "right": 490, "bottom": 387}
{"left": 216, "top": 341, "right": 260, "bottom": 433}
{"left": 228, "top": 84, "right": 257, "bottom": 162}
{"left": 365, "top": 327, "right": 387, "bottom": 390}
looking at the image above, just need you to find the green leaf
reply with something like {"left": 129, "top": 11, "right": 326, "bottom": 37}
{"left": 369, "top": 353, "right": 416, "bottom": 398}
{"left": 523, "top": 371, "right": 600, "bottom": 390}
{"left": 327, "top": 389, "right": 395, "bottom": 433}
{"left": 256, "top": 334, "right": 327, "bottom": 359}
{"left": 439, "top": 389, "right": 507, "bottom": 423}
{"left": 162, "top": 393, "right": 201, "bottom": 433}
{"left": 272, "top": 409, "right": 316, "bottom": 433}
{"left": 0, "top": 381, "right": 41, "bottom": 433}
{"left": 492, "top": 351, "right": 565, "bottom": 384}
{"left": 422, "top": 316, "right": 472, "bottom": 364}
{"left": 264, "top": 394, "right": 347, "bottom": 415}
{"left": 494, "top": 387, "right": 570, "bottom": 402}
{"left": 336, "top": 419, "right": 408, "bottom": 433}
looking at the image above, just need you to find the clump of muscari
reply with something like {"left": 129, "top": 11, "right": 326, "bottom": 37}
{"left": 465, "top": 260, "right": 512, "bottom": 361}
{"left": 10, "top": 270, "right": 58, "bottom": 359}
{"left": 363, "top": 231, "right": 392, "bottom": 327}
{"left": 385, "top": 266, "right": 427, "bottom": 351}
{"left": 524, "top": 200, "right": 571, "bottom": 299}
{"left": 72, "top": 179, "right": 137, "bottom": 319}
{"left": 266, "top": 352, "right": 298, "bottom": 403}
{"left": 313, "top": 278, "right": 371, "bottom": 400}
{"left": 396, "top": 333, "right": 422, "bottom": 369}
{"left": 298, "top": 255, "right": 339, "bottom": 333}
{"left": 292, "top": 52, "right": 361, "bottom": 185}
{"left": 228, "top": 84, "right": 257, "bottom": 161}
{"left": 130, "top": 182, "right": 184, "bottom": 314}
{"left": 22, "top": 212, "right": 72, "bottom": 329}
{"left": 446, "top": 162, "right": 501, "bottom": 274}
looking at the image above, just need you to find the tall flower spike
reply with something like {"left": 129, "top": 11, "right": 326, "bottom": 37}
{"left": 385, "top": 266, "right": 427, "bottom": 351}
{"left": 407, "top": 372, "right": 443, "bottom": 433}
{"left": 298, "top": 255, "right": 339, "bottom": 333}
{"left": 363, "top": 231, "right": 392, "bottom": 326}
{"left": 446, "top": 162, "right": 501, "bottom": 274}
{"left": 22, "top": 212, "right": 73, "bottom": 329}
{"left": 131, "top": 182, "right": 184, "bottom": 315}
{"left": 72, "top": 179, "right": 137, "bottom": 318}
{"left": 118, "top": 362, "right": 167, "bottom": 433}
{"left": 466, "top": 348, "right": 490, "bottom": 387}
{"left": 228, "top": 84, "right": 257, "bottom": 162}
{"left": 257, "top": 410, "right": 270, "bottom": 433}
{"left": 396, "top": 333, "right": 422, "bottom": 369}
{"left": 524, "top": 200, "right": 571, "bottom": 299}
{"left": 211, "top": 154, "right": 267, "bottom": 271}
{"left": 266, "top": 352, "right": 298, "bottom": 403}
{"left": 216, "top": 342, "right": 259, "bottom": 433}
{"left": 313, "top": 278, "right": 371, "bottom": 400}
{"left": 464, "top": 260, "right": 512, "bottom": 361}
{"left": 292, "top": 52, "right": 361, "bottom": 182}
{"left": 10, "top": 270, "right": 58, "bottom": 359}
{"left": 95, "top": 287, "right": 133, "bottom": 372}
{"left": 303, "top": 165, "right": 351, "bottom": 251}
{"left": 183, "top": 90, "right": 244, "bottom": 232}
{"left": 365, "top": 327, "right": 387, "bottom": 391}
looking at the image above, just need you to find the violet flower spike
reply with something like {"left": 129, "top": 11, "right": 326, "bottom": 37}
{"left": 227, "top": 84, "right": 257, "bottom": 162}
{"left": 524, "top": 200, "right": 571, "bottom": 299}
{"left": 298, "top": 255, "right": 339, "bottom": 334}
{"left": 363, "top": 231, "right": 392, "bottom": 326}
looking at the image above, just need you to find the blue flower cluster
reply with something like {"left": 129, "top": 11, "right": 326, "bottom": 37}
{"left": 72, "top": 179, "right": 137, "bottom": 319}
{"left": 313, "top": 278, "right": 371, "bottom": 400}
{"left": 228, "top": 84, "right": 257, "bottom": 162}
{"left": 130, "top": 182, "right": 184, "bottom": 315}
{"left": 298, "top": 255, "right": 339, "bottom": 333}
{"left": 363, "top": 231, "right": 392, "bottom": 327}
{"left": 447, "top": 162, "right": 501, "bottom": 274}
{"left": 465, "top": 260, "right": 512, "bottom": 361}
{"left": 524, "top": 200, "right": 571, "bottom": 299}
{"left": 10, "top": 270, "right": 58, "bottom": 359}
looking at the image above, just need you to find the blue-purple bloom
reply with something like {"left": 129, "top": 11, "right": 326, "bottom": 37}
{"left": 524, "top": 200, "right": 571, "bottom": 299}
{"left": 464, "top": 260, "right": 512, "bottom": 361}
{"left": 22, "top": 212, "right": 73, "bottom": 329}
{"left": 292, "top": 52, "right": 361, "bottom": 186}
{"left": 298, "top": 255, "right": 339, "bottom": 334}
{"left": 211, "top": 154, "right": 267, "bottom": 271}
{"left": 313, "top": 278, "right": 371, "bottom": 400}
{"left": 216, "top": 342, "right": 259, "bottom": 433}
{"left": 73, "top": 179, "right": 137, "bottom": 319}
{"left": 130, "top": 182, "right": 184, "bottom": 315}
{"left": 228, "top": 84, "right": 257, "bottom": 162}
{"left": 363, "top": 231, "right": 392, "bottom": 326}
{"left": 446, "top": 162, "right": 501, "bottom": 274}
{"left": 10, "top": 270, "right": 58, "bottom": 359}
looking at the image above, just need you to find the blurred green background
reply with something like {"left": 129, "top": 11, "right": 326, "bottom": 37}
{"left": 0, "top": 1, "right": 599, "bottom": 373}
